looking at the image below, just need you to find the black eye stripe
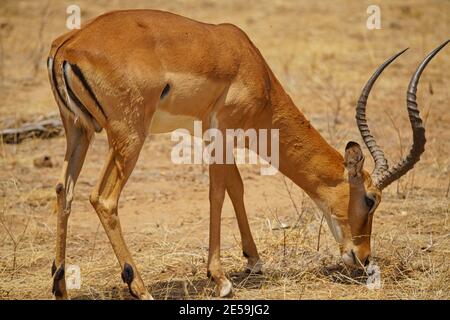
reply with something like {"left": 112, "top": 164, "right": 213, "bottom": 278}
{"left": 365, "top": 196, "right": 375, "bottom": 209}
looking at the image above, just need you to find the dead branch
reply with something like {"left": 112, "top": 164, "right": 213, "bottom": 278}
{"left": 0, "top": 116, "right": 62, "bottom": 144}
{"left": 316, "top": 213, "right": 325, "bottom": 251}
{"left": 30, "top": 1, "right": 51, "bottom": 81}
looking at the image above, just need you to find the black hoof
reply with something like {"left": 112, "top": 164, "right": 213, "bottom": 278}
{"left": 121, "top": 262, "right": 139, "bottom": 299}
{"left": 52, "top": 262, "right": 65, "bottom": 297}
{"left": 121, "top": 262, "right": 134, "bottom": 285}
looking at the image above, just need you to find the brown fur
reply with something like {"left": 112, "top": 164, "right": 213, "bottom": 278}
{"left": 48, "top": 10, "right": 380, "bottom": 299}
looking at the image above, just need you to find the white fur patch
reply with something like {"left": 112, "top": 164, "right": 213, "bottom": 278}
{"left": 312, "top": 198, "right": 344, "bottom": 243}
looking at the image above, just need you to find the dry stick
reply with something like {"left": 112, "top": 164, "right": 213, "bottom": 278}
{"left": 334, "top": 270, "right": 365, "bottom": 285}
{"left": 273, "top": 210, "right": 288, "bottom": 260}
{"left": 281, "top": 176, "right": 309, "bottom": 243}
{"left": 0, "top": 207, "right": 30, "bottom": 279}
{"left": 446, "top": 179, "right": 450, "bottom": 198}
{"left": 0, "top": 117, "right": 62, "bottom": 144}
{"left": 29, "top": 0, "right": 51, "bottom": 81}
{"left": 89, "top": 223, "right": 101, "bottom": 262}
{"left": 409, "top": 170, "right": 415, "bottom": 198}
{"left": 306, "top": 72, "right": 346, "bottom": 146}
{"left": 0, "top": 25, "right": 4, "bottom": 85}
{"left": 385, "top": 110, "right": 405, "bottom": 196}
{"left": 282, "top": 176, "right": 303, "bottom": 221}
{"left": 316, "top": 213, "right": 325, "bottom": 251}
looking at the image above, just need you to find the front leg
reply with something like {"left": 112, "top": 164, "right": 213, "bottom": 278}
{"left": 225, "top": 162, "right": 262, "bottom": 273}
{"left": 207, "top": 164, "right": 233, "bottom": 297}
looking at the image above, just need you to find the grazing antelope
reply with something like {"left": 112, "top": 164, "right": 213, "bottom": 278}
{"left": 47, "top": 9, "right": 448, "bottom": 299}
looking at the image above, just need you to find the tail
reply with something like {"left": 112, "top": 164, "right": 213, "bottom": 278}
{"left": 47, "top": 38, "right": 106, "bottom": 134}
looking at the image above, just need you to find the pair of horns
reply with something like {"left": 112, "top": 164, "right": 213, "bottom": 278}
{"left": 356, "top": 40, "right": 449, "bottom": 190}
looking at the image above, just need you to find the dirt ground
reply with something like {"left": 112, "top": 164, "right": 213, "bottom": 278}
{"left": 0, "top": 0, "right": 449, "bottom": 300}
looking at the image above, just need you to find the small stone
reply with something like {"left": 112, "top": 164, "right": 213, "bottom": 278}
{"left": 34, "top": 155, "right": 53, "bottom": 168}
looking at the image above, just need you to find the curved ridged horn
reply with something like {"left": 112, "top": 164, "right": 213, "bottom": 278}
{"left": 374, "top": 40, "right": 449, "bottom": 189}
{"left": 356, "top": 40, "right": 449, "bottom": 190}
{"left": 356, "top": 48, "right": 408, "bottom": 179}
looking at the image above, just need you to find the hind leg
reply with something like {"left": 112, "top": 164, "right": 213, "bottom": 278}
{"left": 89, "top": 138, "right": 151, "bottom": 300}
{"left": 53, "top": 118, "right": 91, "bottom": 299}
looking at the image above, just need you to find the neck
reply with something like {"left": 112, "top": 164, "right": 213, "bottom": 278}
{"left": 264, "top": 75, "right": 346, "bottom": 200}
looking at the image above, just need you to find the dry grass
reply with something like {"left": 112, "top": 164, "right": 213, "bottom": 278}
{"left": 0, "top": 0, "right": 449, "bottom": 299}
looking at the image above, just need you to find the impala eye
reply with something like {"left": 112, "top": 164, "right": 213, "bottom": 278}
{"left": 364, "top": 195, "right": 375, "bottom": 210}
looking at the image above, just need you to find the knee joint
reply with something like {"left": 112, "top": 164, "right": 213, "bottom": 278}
{"left": 97, "top": 198, "right": 117, "bottom": 214}
{"left": 90, "top": 192, "right": 118, "bottom": 228}
{"left": 90, "top": 192, "right": 116, "bottom": 209}
{"left": 55, "top": 183, "right": 72, "bottom": 217}
{"left": 55, "top": 183, "right": 64, "bottom": 196}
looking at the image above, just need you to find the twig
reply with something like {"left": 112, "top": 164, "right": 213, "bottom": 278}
{"left": 385, "top": 110, "right": 405, "bottom": 196}
{"left": 282, "top": 176, "right": 303, "bottom": 221}
{"left": 316, "top": 213, "right": 325, "bottom": 251}
{"left": 90, "top": 223, "right": 101, "bottom": 262}
{"left": 29, "top": 0, "right": 51, "bottom": 81}
{"left": 0, "top": 23, "right": 4, "bottom": 86}
{"left": 0, "top": 206, "right": 30, "bottom": 278}
{"left": 305, "top": 70, "right": 347, "bottom": 145}
{"left": 446, "top": 179, "right": 450, "bottom": 198}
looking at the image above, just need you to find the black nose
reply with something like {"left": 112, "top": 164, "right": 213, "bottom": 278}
{"left": 364, "top": 257, "right": 370, "bottom": 266}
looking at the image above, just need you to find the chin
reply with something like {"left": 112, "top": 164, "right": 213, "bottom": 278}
{"left": 341, "top": 253, "right": 361, "bottom": 269}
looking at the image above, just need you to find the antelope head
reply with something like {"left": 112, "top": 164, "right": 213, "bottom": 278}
{"left": 334, "top": 41, "right": 448, "bottom": 268}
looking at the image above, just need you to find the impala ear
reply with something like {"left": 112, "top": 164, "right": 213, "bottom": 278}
{"left": 344, "top": 141, "right": 365, "bottom": 178}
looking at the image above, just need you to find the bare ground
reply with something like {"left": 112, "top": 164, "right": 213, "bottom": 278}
{"left": 0, "top": 0, "right": 449, "bottom": 299}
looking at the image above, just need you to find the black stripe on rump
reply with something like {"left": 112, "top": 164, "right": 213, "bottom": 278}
{"left": 69, "top": 63, "right": 107, "bottom": 120}
{"left": 62, "top": 61, "right": 103, "bottom": 133}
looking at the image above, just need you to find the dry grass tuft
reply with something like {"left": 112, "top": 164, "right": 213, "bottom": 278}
{"left": 0, "top": 0, "right": 449, "bottom": 299}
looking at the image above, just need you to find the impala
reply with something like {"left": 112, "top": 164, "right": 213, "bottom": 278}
{"left": 47, "top": 9, "right": 448, "bottom": 299}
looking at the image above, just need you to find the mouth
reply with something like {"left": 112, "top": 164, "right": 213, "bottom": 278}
{"left": 342, "top": 250, "right": 355, "bottom": 267}
{"left": 342, "top": 249, "right": 365, "bottom": 269}
{"left": 350, "top": 249, "right": 370, "bottom": 269}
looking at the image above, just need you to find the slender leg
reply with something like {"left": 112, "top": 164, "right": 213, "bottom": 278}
{"left": 226, "top": 163, "right": 262, "bottom": 273}
{"left": 53, "top": 120, "right": 91, "bottom": 299}
{"left": 89, "top": 143, "right": 152, "bottom": 300}
{"left": 207, "top": 164, "right": 233, "bottom": 297}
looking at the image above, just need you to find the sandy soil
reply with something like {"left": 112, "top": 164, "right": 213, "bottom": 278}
{"left": 0, "top": 0, "right": 449, "bottom": 299}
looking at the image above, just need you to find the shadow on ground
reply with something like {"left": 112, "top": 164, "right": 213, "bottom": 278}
{"left": 71, "top": 271, "right": 268, "bottom": 300}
